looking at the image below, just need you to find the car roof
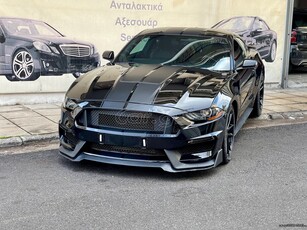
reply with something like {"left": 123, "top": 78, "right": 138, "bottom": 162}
{"left": 0, "top": 17, "right": 44, "bottom": 23}
{"left": 137, "top": 27, "right": 240, "bottom": 39}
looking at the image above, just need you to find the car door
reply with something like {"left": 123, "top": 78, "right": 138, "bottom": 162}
{"left": 251, "top": 19, "right": 272, "bottom": 58}
{"left": 233, "top": 39, "right": 256, "bottom": 118}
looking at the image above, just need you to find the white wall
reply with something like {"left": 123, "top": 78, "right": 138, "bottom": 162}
{"left": 0, "top": 0, "right": 288, "bottom": 97}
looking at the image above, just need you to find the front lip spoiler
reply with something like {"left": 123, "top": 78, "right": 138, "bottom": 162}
{"left": 59, "top": 138, "right": 223, "bottom": 173}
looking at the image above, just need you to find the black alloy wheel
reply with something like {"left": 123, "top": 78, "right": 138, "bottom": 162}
{"left": 222, "top": 106, "right": 235, "bottom": 164}
{"left": 250, "top": 79, "right": 264, "bottom": 118}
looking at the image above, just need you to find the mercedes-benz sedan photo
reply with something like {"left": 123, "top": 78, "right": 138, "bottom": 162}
{"left": 212, "top": 16, "right": 277, "bottom": 63}
{"left": 0, "top": 17, "right": 100, "bottom": 81}
{"left": 59, "top": 27, "right": 265, "bottom": 173}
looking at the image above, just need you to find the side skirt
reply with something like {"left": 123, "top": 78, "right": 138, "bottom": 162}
{"left": 234, "top": 107, "right": 253, "bottom": 136}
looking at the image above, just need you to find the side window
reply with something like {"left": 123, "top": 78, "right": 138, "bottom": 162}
{"left": 0, "top": 26, "right": 4, "bottom": 36}
{"left": 234, "top": 39, "right": 245, "bottom": 67}
{"left": 0, "top": 26, "right": 5, "bottom": 43}
{"left": 252, "top": 19, "right": 261, "bottom": 31}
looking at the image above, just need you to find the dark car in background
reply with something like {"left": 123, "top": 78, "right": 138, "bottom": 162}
{"left": 59, "top": 27, "right": 265, "bottom": 172}
{"left": 212, "top": 16, "right": 277, "bottom": 62}
{"left": 0, "top": 17, "right": 100, "bottom": 81}
{"left": 290, "top": 9, "right": 307, "bottom": 72}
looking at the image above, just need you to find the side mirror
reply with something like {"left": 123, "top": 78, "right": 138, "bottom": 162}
{"left": 0, "top": 33, "right": 5, "bottom": 43}
{"left": 252, "top": 28, "right": 262, "bottom": 36}
{"left": 102, "top": 51, "right": 114, "bottom": 60}
{"left": 242, "top": 59, "right": 258, "bottom": 69}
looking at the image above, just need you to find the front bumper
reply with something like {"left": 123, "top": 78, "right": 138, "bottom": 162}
{"left": 290, "top": 45, "right": 307, "bottom": 67}
{"left": 34, "top": 51, "right": 100, "bottom": 75}
{"left": 58, "top": 107, "right": 226, "bottom": 173}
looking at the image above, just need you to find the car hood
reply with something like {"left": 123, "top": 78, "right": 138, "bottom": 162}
{"left": 66, "top": 64, "right": 229, "bottom": 112}
{"left": 10, "top": 34, "right": 93, "bottom": 46}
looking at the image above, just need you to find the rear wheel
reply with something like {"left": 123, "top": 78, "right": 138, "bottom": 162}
{"left": 222, "top": 106, "right": 235, "bottom": 164}
{"left": 11, "top": 50, "right": 39, "bottom": 81}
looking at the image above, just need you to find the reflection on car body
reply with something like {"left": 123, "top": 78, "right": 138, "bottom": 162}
{"left": 59, "top": 27, "right": 265, "bottom": 173}
{"left": 212, "top": 16, "right": 277, "bottom": 62}
{"left": 0, "top": 17, "right": 100, "bottom": 81}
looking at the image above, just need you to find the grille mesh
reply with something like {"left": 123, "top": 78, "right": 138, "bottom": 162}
{"left": 89, "top": 143, "right": 166, "bottom": 157}
{"left": 60, "top": 44, "right": 91, "bottom": 57}
{"left": 83, "top": 109, "right": 177, "bottom": 134}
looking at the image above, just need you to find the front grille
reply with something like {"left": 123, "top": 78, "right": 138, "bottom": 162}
{"left": 60, "top": 44, "right": 91, "bottom": 57}
{"left": 85, "top": 142, "right": 168, "bottom": 161}
{"left": 79, "top": 109, "right": 178, "bottom": 134}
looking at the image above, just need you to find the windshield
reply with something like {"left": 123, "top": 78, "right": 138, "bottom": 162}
{"left": 215, "top": 17, "right": 254, "bottom": 31}
{"left": 115, "top": 34, "right": 232, "bottom": 71}
{"left": 2, "top": 18, "right": 62, "bottom": 37}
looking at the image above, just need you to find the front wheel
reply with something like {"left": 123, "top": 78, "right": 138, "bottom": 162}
{"left": 222, "top": 107, "right": 235, "bottom": 164}
{"left": 11, "top": 50, "right": 39, "bottom": 81}
{"left": 265, "top": 41, "right": 277, "bottom": 63}
{"left": 250, "top": 80, "right": 264, "bottom": 118}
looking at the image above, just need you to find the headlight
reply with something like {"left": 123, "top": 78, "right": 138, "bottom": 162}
{"left": 184, "top": 107, "right": 224, "bottom": 122}
{"left": 63, "top": 97, "right": 78, "bottom": 111}
{"left": 33, "top": 41, "right": 51, "bottom": 53}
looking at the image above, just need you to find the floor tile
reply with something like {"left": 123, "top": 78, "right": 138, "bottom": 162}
{"left": 264, "top": 105, "right": 301, "bottom": 113}
{"left": 34, "top": 108, "right": 61, "bottom": 117}
{"left": 0, "top": 110, "right": 40, "bottom": 119}
{"left": 0, "top": 126, "right": 29, "bottom": 137}
{"left": 24, "top": 104, "right": 60, "bottom": 110}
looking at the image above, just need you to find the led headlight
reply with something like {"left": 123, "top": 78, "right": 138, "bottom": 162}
{"left": 33, "top": 41, "right": 51, "bottom": 53}
{"left": 184, "top": 107, "right": 224, "bottom": 122}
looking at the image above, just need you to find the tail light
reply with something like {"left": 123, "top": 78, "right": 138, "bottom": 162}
{"left": 291, "top": 30, "right": 297, "bottom": 44}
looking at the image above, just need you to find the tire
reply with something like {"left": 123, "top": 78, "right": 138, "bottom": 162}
{"left": 222, "top": 106, "right": 235, "bottom": 164}
{"left": 11, "top": 50, "right": 39, "bottom": 81}
{"left": 250, "top": 80, "right": 264, "bottom": 118}
{"left": 265, "top": 41, "right": 277, "bottom": 63}
{"left": 5, "top": 75, "right": 18, "bottom": 81}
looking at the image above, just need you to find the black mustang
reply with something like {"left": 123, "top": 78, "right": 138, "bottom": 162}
{"left": 212, "top": 16, "right": 277, "bottom": 63}
{"left": 0, "top": 17, "right": 100, "bottom": 81}
{"left": 59, "top": 27, "right": 264, "bottom": 172}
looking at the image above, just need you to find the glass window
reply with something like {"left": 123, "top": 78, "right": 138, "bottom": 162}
{"left": 115, "top": 35, "right": 232, "bottom": 72}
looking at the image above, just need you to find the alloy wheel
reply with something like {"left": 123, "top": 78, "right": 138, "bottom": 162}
{"left": 13, "top": 50, "right": 35, "bottom": 80}
{"left": 224, "top": 109, "right": 235, "bottom": 161}
{"left": 270, "top": 42, "right": 277, "bottom": 61}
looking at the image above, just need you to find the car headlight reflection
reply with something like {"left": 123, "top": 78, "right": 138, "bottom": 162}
{"left": 33, "top": 41, "right": 51, "bottom": 53}
{"left": 184, "top": 107, "right": 224, "bottom": 122}
{"left": 63, "top": 97, "right": 88, "bottom": 118}
{"left": 63, "top": 97, "right": 78, "bottom": 111}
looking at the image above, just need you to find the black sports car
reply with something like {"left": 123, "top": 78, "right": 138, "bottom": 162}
{"left": 212, "top": 16, "right": 277, "bottom": 62}
{"left": 59, "top": 27, "right": 265, "bottom": 172}
{"left": 0, "top": 17, "right": 100, "bottom": 81}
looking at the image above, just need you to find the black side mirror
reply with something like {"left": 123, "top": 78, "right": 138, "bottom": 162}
{"left": 0, "top": 34, "right": 5, "bottom": 43}
{"left": 242, "top": 59, "right": 258, "bottom": 69}
{"left": 102, "top": 51, "right": 114, "bottom": 60}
